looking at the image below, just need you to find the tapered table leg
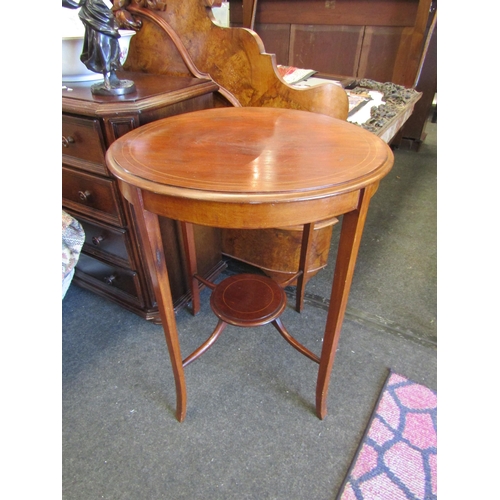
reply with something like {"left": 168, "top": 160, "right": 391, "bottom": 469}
{"left": 128, "top": 188, "right": 187, "bottom": 422}
{"left": 181, "top": 222, "right": 201, "bottom": 316}
{"left": 316, "top": 185, "right": 377, "bottom": 419}
{"left": 295, "top": 222, "right": 314, "bottom": 312}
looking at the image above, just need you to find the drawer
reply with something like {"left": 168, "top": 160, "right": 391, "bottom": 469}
{"left": 69, "top": 212, "right": 133, "bottom": 267}
{"left": 75, "top": 253, "right": 143, "bottom": 305}
{"left": 62, "top": 114, "right": 107, "bottom": 175}
{"left": 62, "top": 166, "right": 124, "bottom": 227}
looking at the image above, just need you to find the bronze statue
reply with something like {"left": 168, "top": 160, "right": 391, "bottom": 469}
{"left": 62, "top": 0, "right": 141, "bottom": 95}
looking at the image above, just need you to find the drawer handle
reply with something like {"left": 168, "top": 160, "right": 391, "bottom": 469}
{"left": 78, "top": 190, "right": 92, "bottom": 202}
{"left": 103, "top": 274, "right": 117, "bottom": 285}
{"left": 92, "top": 235, "right": 105, "bottom": 246}
{"left": 62, "top": 135, "right": 75, "bottom": 148}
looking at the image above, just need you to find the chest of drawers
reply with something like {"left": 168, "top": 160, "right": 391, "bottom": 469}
{"left": 62, "top": 72, "right": 224, "bottom": 322}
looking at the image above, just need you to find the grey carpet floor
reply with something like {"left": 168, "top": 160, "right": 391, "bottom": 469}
{"left": 62, "top": 120, "right": 437, "bottom": 500}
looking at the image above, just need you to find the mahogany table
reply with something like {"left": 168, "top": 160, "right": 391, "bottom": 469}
{"left": 105, "top": 107, "right": 394, "bottom": 422}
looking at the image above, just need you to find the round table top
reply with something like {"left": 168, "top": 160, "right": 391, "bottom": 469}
{"left": 106, "top": 107, "right": 394, "bottom": 205}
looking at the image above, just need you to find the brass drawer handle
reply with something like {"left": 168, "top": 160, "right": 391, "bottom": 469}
{"left": 62, "top": 135, "right": 75, "bottom": 148}
{"left": 92, "top": 235, "right": 105, "bottom": 246}
{"left": 78, "top": 190, "right": 92, "bottom": 202}
{"left": 103, "top": 274, "right": 117, "bottom": 285}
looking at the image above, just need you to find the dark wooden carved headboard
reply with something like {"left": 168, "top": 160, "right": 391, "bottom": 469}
{"left": 122, "top": 0, "right": 349, "bottom": 119}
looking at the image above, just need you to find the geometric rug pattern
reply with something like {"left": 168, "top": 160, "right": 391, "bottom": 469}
{"left": 336, "top": 371, "right": 437, "bottom": 500}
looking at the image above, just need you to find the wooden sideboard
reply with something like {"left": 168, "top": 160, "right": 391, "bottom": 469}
{"left": 62, "top": 72, "right": 225, "bottom": 322}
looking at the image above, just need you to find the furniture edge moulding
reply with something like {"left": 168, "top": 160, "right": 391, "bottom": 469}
{"left": 62, "top": 80, "right": 219, "bottom": 119}
{"left": 123, "top": 0, "right": 348, "bottom": 120}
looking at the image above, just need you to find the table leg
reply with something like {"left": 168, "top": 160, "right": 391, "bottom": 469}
{"left": 316, "top": 184, "right": 377, "bottom": 419}
{"left": 295, "top": 222, "right": 314, "bottom": 313}
{"left": 128, "top": 188, "right": 187, "bottom": 422}
{"left": 180, "top": 222, "right": 201, "bottom": 315}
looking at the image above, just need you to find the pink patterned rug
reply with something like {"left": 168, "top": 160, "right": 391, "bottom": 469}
{"left": 336, "top": 372, "right": 437, "bottom": 500}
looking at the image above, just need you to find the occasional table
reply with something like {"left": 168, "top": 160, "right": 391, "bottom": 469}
{"left": 105, "top": 107, "right": 394, "bottom": 422}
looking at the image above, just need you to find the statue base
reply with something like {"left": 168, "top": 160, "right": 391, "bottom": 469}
{"left": 91, "top": 79, "right": 136, "bottom": 96}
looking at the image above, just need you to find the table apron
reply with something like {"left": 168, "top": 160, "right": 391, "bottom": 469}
{"left": 120, "top": 185, "right": 362, "bottom": 229}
